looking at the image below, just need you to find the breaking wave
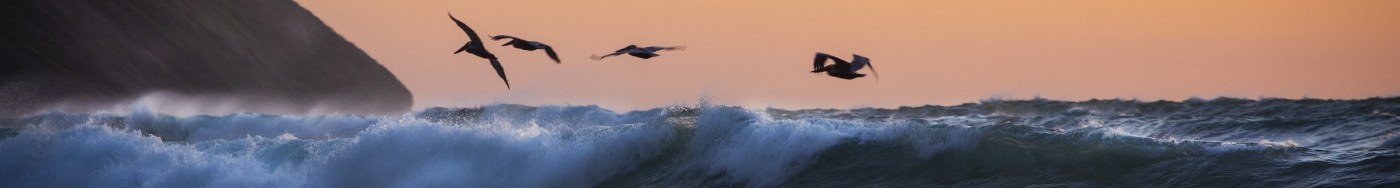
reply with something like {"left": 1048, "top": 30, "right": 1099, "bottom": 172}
{"left": 2, "top": 97, "right": 1399, "bottom": 187}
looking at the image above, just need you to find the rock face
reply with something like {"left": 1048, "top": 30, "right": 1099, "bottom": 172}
{"left": 0, "top": 0, "right": 413, "bottom": 116}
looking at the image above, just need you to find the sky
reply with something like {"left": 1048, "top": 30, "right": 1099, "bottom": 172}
{"left": 295, "top": 0, "right": 1400, "bottom": 110}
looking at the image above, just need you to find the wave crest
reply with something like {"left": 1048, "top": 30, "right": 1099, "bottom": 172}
{"left": 2, "top": 98, "right": 1397, "bottom": 187}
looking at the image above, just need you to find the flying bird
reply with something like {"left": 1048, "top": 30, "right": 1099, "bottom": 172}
{"left": 449, "top": 13, "right": 510, "bottom": 89}
{"left": 811, "top": 52, "right": 878, "bottom": 80}
{"left": 491, "top": 35, "right": 561, "bottom": 63}
{"left": 591, "top": 45, "right": 687, "bottom": 60}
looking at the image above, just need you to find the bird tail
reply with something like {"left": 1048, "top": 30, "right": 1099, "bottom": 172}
{"left": 454, "top": 42, "right": 471, "bottom": 54}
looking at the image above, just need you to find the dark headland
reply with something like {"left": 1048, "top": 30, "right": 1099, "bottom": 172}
{"left": 0, "top": 0, "right": 413, "bottom": 117}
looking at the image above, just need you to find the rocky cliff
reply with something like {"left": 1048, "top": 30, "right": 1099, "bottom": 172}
{"left": 0, "top": 0, "right": 412, "bottom": 116}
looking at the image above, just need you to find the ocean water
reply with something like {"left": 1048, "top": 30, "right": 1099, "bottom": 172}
{"left": 2, "top": 98, "right": 1398, "bottom": 187}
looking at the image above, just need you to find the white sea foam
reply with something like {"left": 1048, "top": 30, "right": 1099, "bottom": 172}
{"left": 1, "top": 100, "right": 1393, "bottom": 187}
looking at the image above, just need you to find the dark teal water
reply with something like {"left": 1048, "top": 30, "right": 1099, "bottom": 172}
{"left": 2, "top": 98, "right": 1398, "bottom": 187}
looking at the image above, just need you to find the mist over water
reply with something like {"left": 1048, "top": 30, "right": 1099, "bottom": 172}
{"left": 1, "top": 98, "right": 1398, "bottom": 187}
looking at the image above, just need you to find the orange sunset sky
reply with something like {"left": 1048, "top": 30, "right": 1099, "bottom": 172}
{"left": 295, "top": 0, "right": 1400, "bottom": 110}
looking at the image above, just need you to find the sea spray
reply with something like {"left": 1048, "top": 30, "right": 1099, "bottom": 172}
{"left": 1, "top": 98, "right": 1397, "bottom": 187}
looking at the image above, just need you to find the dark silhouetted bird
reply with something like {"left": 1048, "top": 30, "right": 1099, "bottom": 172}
{"left": 591, "top": 45, "right": 686, "bottom": 60}
{"left": 811, "top": 52, "right": 878, "bottom": 80}
{"left": 491, "top": 35, "right": 561, "bottom": 64}
{"left": 449, "top": 13, "right": 509, "bottom": 89}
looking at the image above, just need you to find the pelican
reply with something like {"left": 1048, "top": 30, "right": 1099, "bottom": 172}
{"left": 811, "top": 52, "right": 878, "bottom": 80}
{"left": 491, "top": 35, "right": 561, "bottom": 63}
{"left": 591, "top": 45, "right": 686, "bottom": 60}
{"left": 449, "top": 13, "right": 509, "bottom": 89}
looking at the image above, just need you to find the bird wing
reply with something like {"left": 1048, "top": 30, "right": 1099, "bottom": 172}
{"left": 814, "top": 52, "right": 848, "bottom": 69}
{"left": 449, "top": 13, "right": 483, "bottom": 44}
{"left": 615, "top": 45, "right": 638, "bottom": 52}
{"left": 592, "top": 52, "right": 626, "bottom": 60}
{"left": 868, "top": 63, "right": 879, "bottom": 80}
{"left": 489, "top": 58, "right": 510, "bottom": 89}
{"left": 850, "top": 56, "right": 870, "bottom": 72}
{"left": 542, "top": 45, "right": 561, "bottom": 63}
{"left": 490, "top": 35, "right": 519, "bottom": 41}
{"left": 648, "top": 46, "right": 687, "bottom": 51}
{"left": 850, "top": 56, "right": 878, "bottom": 79}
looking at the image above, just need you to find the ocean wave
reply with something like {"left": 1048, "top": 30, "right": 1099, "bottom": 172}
{"left": 1, "top": 98, "right": 1398, "bottom": 187}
